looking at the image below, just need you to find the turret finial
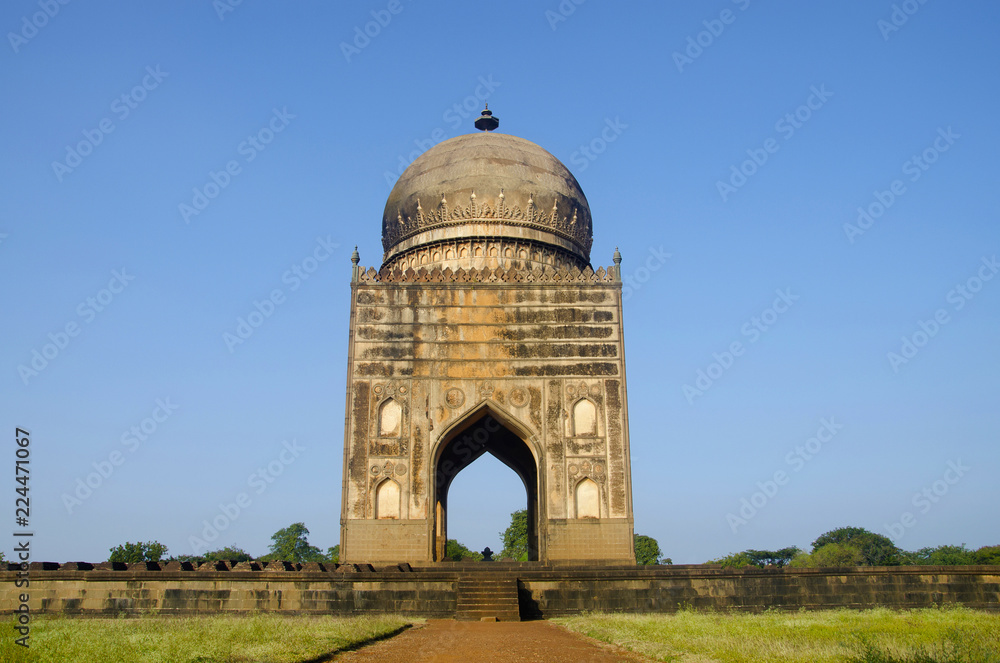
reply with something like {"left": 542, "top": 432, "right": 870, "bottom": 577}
{"left": 474, "top": 104, "right": 499, "bottom": 132}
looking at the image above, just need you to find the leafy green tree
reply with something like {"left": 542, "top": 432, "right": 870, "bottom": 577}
{"left": 325, "top": 545, "right": 340, "bottom": 563}
{"left": 260, "top": 523, "right": 324, "bottom": 562}
{"left": 446, "top": 539, "right": 484, "bottom": 561}
{"left": 634, "top": 534, "right": 663, "bottom": 565}
{"left": 812, "top": 527, "right": 900, "bottom": 566}
{"left": 906, "top": 545, "right": 975, "bottom": 566}
{"left": 744, "top": 547, "right": 800, "bottom": 568}
{"left": 205, "top": 546, "right": 252, "bottom": 562}
{"left": 499, "top": 509, "right": 529, "bottom": 561}
{"left": 790, "top": 542, "right": 863, "bottom": 568}
{"left": 108, "top": 541, "right": 168, "bottom": 563}
{"left": 709, "top": 547, "right": 800, "bottom": 569}
{"left": 170, "top": 545, "right": 253, "bottom": 565}
{"left": 973, "top": 545, "right": 1000, "bottom": 565}
{"left": 709, "top": 551, "right": 756, "bottom": 569}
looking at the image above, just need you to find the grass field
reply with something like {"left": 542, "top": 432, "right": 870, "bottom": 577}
{"left": 0, "top": 613, "right": 413, "bottom": 663}
{"left": 556, "top": 607, "right": 1000, "bottom": 663}
{"left": 3, "top": 608, "right": 998, "bottom": 662}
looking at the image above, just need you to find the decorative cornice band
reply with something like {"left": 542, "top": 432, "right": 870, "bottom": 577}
{"left": 356, "top": 264, "right": 619, "bottom": 284}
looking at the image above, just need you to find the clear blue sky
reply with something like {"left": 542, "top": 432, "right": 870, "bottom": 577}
{"left": 2, "top": 1, "right": 997, "bottom": 564}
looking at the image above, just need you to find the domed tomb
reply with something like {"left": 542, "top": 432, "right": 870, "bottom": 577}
{"left": 341, "top": 109, "right": 635, "bottom": 566}
{"left": 381, "top": 132, "right": 593, "bottom": 272}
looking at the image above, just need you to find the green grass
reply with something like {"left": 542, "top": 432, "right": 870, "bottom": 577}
{"left": 555, "top": 607, "right": 1000, "bottom": 663}
{"left": 0, "top": 613, "right": 414, "bottom": 663}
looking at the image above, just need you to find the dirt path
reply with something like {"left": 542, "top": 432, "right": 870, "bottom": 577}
{"left": 335, "top": 619, "right": 650, "bottom": 663}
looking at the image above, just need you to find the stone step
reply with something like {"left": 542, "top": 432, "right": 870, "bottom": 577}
{"left": 455, "top": 577, "right": 521, "bottom": 622}
{"left": 455, "top": 611, "right": 521, "bottom": 621}
{"left": 456, "top": 598, "right": 519, "bottom": 606}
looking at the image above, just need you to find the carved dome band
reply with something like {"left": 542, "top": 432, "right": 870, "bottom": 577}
{"left": 381, "top": 133, "right": 593, "bottom": 271}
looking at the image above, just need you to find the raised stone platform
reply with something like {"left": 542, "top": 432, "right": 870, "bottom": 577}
{"left": 3, "top": 562, "right": 997, "bottom": 617}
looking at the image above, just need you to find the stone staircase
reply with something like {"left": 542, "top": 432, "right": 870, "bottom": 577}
{"left": 455, "top": 575, "right": 521, "bottom": 621}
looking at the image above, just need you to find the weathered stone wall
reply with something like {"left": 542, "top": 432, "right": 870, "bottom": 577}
{"left": 545, "top": 519, "right": 635, "bottom": 563}
{"left": 340, "top": 266, "right": 635, "bottom": 564}
{"left": 1, "top": 562, "right": 456, "bottom": 616}
{"left": 516, "top": 565, "right": 1000, "bottom": 616}
{"left": 4, "top": 563, "right": 996, "bottom": 616}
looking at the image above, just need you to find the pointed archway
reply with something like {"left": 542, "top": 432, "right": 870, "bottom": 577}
{"left": 432, "top": 403, "right": 540, "bottom": 562}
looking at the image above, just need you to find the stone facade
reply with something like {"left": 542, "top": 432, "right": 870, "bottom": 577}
{"left": 339, "top": 265, "right": 634, "bottom": 563}
{"left": 339, "top": 128, "right": 636, "bottom": 564}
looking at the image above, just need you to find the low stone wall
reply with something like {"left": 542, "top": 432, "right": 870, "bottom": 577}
{"left": 0, "top": 561, "right": 457, "bottom": 616}
{"left": 516, "top": 564, "right": 1000, "bottom": 617}
{"left": 2, "top": 561, "right": 997, "bottom": 617}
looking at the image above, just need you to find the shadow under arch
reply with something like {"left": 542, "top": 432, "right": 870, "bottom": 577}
{"left": 431, "top": 401, "right": 540, "bottom": 562}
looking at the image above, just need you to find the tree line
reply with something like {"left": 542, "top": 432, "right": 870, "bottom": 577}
{"left": 709, "top": 526, "right": 1000, "bottom": 568}
{"left": 106, "top": 523, "right": 338, "bottom": 564}
{"left": 97, "top": 520, "right": 996, "bottom": 568}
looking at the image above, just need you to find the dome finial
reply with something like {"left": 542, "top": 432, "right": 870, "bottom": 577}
{"left": 474, "top": 104, "right": 499, "bottom": 132}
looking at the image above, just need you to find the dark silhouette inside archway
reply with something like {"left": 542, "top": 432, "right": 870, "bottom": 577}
{"left": 433, "top": 409, "right": 538, "bottom": 562}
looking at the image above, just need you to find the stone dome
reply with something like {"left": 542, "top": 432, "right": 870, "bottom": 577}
{"left": 381, "top": 132, "right": 593, "bottom": 272}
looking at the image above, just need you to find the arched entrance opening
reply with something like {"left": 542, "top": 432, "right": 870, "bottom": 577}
{"left": 432, "top": 405, "right": 539, "bottom": 562}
